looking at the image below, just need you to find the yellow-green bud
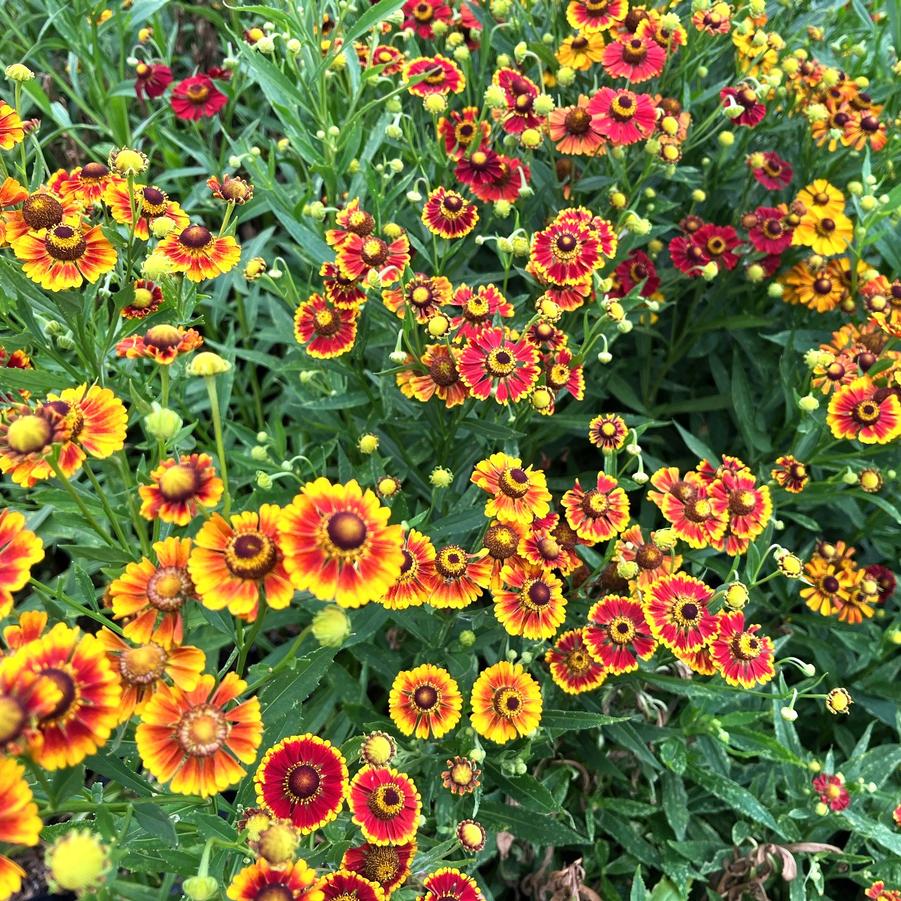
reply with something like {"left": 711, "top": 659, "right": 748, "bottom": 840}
{"left": 311, "top": 605, "right": 351, "bottom": 647}
{"left": 144, "top": 404, "right": 182, "bottom": 442}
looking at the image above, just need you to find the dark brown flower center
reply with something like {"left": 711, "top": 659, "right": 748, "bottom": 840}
{"left": 327, "top": 512, "right": 367, "bottom": 551}
{"left": 287, "top": 763, "right": 321, "bottom": 800}
{"left": 46, "top": 225, "right": 86, "bottom": 261}
{"left": 22, "top": 194, "right": 64, "bottom": 230}
{"left": 179, "top": 225, "right": 213, "bottom": 249}
{"left": 226, "top": 530, "right": 278, "bottom": 579}
{"left": 413, "top": 684, "right": 439, "bottom": 709}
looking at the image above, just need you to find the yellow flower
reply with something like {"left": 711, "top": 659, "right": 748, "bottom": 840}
{"left": 5, "top": 63, "right": 34, "bottom": 82}
{"left": 792, "top": 211, "right": 853, "bottom": 256}
{"left": 556, "top": 32, "right": 605, "bottom": 71}
{"left": 46, "top": 830, "right": 109, "bottom": 893}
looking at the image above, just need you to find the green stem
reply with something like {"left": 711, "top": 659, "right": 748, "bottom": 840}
{"left": 47, "top": 457, "right": 117, "bottom": 547}
{"left": 237, "top": 604, "right": 268, "bottom": 676}
{"left": 205, "top": 376, "right": 231, "bottom": 516}
{"left": 30, "top": 578, "right": 123, "bottom": 635}
{"left": 82, "top": 460, "right": 137, "bottom": 557}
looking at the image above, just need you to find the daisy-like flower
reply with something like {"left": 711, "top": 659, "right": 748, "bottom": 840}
{"left": 3, "top": 610, "right": 48, "bottom": 650}
{"left": 336, "top": 232, "right": 410, "bottom": 285}
{"left": 519, "top": 513, "right": 583, "bottom": 575}
{"left": 0, "top": 101, "right": 25, "bottom": 150}
{"left": 469, "top": 155, "right": 531, "bottom": 204}
{"left": 421, "top": 187, "right": 478, "bottom": 240}
{"left": 455, "top": 147, "right": 505, "bottom": 189}
{"left": 294, "top": 293, "right": 358, "bottom": 359}
{"left": 781, "top": 257, "right": 850, "bottom": 314}
{"left": 770, "top": 455, "right": 809, "bottom": 494}
{"left": 254, "top": 734, "right": 348, "bottom": 833}
{"left": 156, "top": 224, "right": 241, "bottom": 282}
{"left": 561, "top": 473, "right": 630, "bottom": 544}
{"left": 437, "top": 107, "right": 490, "bottom": 160}
{"left": 115, "top": 323, "right": 203, "bottom": 365}
{"left": 57, "top": 162, "right": 123, "bottom": 206}
{"left": 812, "top": 773, "right": 850, "bottom": 812}
{"left": 0, "top": 758, "right": 42, "bottom": 900}
{"left": 864, "top": 563, "right": 896, "bottom": 605}
{"left": 110, "top": 537, "right": 196, "bottom": 647}
{"left": 321, "top": 262, "right": 367, "bottom": 309}
{"left": 675, "top": 644, "right": 718, "bottom": 676}
{"left": 471, "top": 452, "right": 551, "bottom": 524}
{"left": 389, "top": 664, "right": 462, "bottom": 739}
{"left": 792, "top": 210, "right": 853, "bottom": 256}
{"left": 644, "top": 573, "right": 718, "bottom": 653}
{"left": 365, "top": 45, "right": 405, "bottom": 75}
{"left": 320, "top": 871, "right": 386, "bottom": 901}
{"left": 137, "top": 671, "right": 262, "bottom": 798}
{"left": 441, "top": 757, "right": 481, "bottom": 795}
{"left": 492, "top": 562, "right": 566, "bottom": 639}
{"left": 12, "top": 221, "right": 117, "bottom": 291}
{"left": 349, "top": 766, "right": 421, "bottom": 846}
{"left": 122, "top": 279, "right": 164, "bottom": 319}
{"left": 744, "top": 206, "right": 795, "bottom": 255}
{"left": 420, "top": 869, "right": 485, "bottom": 901}
{"left": 0, "top": 509, "right": 43, "bottom": 617}
{"left": 692, "top": 224, "right": 742, "bottom": 272}
{"left": 556, "top": 33, "right": 606, "bottom": 71}
{"left": 170, "top": 74, "right": 228, "bottom": 120}
{"left": 843, "top": 109, "right": 888, "bottom": 152}
{"left": 708, "top": 471, "right": 772, "bottom": 547}
{"left": 548, "top": 95, "right": 607, "bottom": 156}
{"left": 134, "top": 61, "right": 173, "bottom": 100}
{"left": 545, "top": 629, "right": 607, "bottom": 694}
{"left": 530, "top": 217, "right": 602, "bottom": 286}
{"left": 796, "top": 180, "right": 845, "bottom": 219}
{"left": 827, "top": 377, "right": 901, "bottom": 444}
{"left": 103, "top": 182, "right": 189, "bottom": 240}
{"left": 749, "top": 151, "right": 793, "bottom": 190}
{"left": 326, "top": 198, "right": 377, "bottom": 249}
{"left": 800, "top": 554, "right": 858, "bottom": 617}
{"left": 470, "top": 661, "right": 542, "bottom": 745}
{"left": 613, "top": 249, "right": 660, "bottom": 297}
{"left": 458, "top": 326, "right": 540, "bottom": 405}
{"left": 396, "top": 344, "right": 469, "bottom": 410}
{"left": 566, "top": 0, "right": 628, "bottom": 33}
{"left": 584, "top": 595, "right": 656, "bottom": 674}
{"left": 278, "top": 478, "right": 405, "bottom": 609}
{"left": 587, "top": 88, "right": 656, "bottom": 145}
{"left": 380, "top": 529, "right": 439, "bottom": 610}
{"left": 602, "top": 35, "right": 666, "bottom": 82}
{"left": 11, "top": 623, "right": 121, "bottom": 769}
{"left": 720, "top": 85, "right": 766, "bottom": 127}
{"left": 481, "top": 521, "right": 527, "bottom": 586}
{"left": 207, "top": 173, "right": 253, "bottom": 205}
{"left": 588, "top": 413, "right": 628, "bottom": 451}
{"left": 94, "top": 630, "right": 205, "bottom": 722}
{"left": 429, "top": 545, "right": 492, "bottom": 609}
{"left": 382, "top": 273, "right": 452, "bottom": 323}
{"left": 139, "top": 454, "right": 224, "bottom": 526}
{"left": 652, "top": 471, "right": 727, "bottom": 549}
{"left": 403, "top": 55, "right": 465, "bottom": 97}
{"left": 825, "top": 687, "right": 853, "bottom": 716}
{"left": 0, "top": 404, "right": 71, "bottom": 487}
{"left": 342, "top": 841, "right": 415, "bottom": 897}
{"left": 227, "top": 858, "right": 323, "bottom": 901}
{"left": 189, "top": 506, "right": 294, "bottom": 619}
{"left": 615, "top": 524, "right": 680, "bottom": 587}
{"left": 709, "top": 612, "right": 775, "bottom": 688}
{"left": 542, "top": 348, "right": 585, "bottom": 406}
{"left": 491, "top": 69, "right": 543, "bottom": 135}
{"left": 448, "top": 283, "right": 514, "bottom": 340}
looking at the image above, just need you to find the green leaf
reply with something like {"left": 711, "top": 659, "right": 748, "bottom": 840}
{"left": 661, "top": 772, "right": 688, "bottom": 840}
{"left": 485, "top": 764, "right": 564, "bottom": 815}
{"left": 659, "top": 739, "right": 688, "bottom": 775}
{"left": 631, "top": 867, "right": 648, "bottom": 901}
{"left": 477, "top": 800, "right": 586, "bottom": 846}
{"left": 334, "top": 0, "right": 406, "bottom": 47}
{"left": 133, "top": 802, "right": 178, "bottom": 847}
{"left": 685, "top": 764, "right": 785, "bottom": 838}
{"left": 843, "top": 810, "right": 901, "bottom": 855}
{"left": 672, "top": 422, "right": 717, "bottom": 466}
{"left": 541, "top": 710, "right": 631, "bottom": 734}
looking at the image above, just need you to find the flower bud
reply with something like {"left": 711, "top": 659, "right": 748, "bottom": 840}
{"left": 430, "top": 466, "right": 453, "bottom": 488}
{"left": 358, "top": 433, "right": 379, "bottom": 454}
{"left": 144, "top": 404, "right": 182, "bottom": 442}
{"left": 362, "top": 731, "right": 396, "bottom": 766}
{"left": 424, "top": 94, "right": 447, "bottom": 114}
{"left": 46, "top": 830, "right": 109, "bottom": 894}
{"left": 187, "top": 352, "right": 231, "bottom": 377}
{"left": 780, "top": 707, "right": 798, "bottom": 722}
{"left": 311, "top": 605, "right": 351, "bottom": 647}
{"left": 5, "top": 63, "right": 35, "bottom": 82}
{"left": 182, "top": 876, "right": 220, "bottom": 901}
{"left": 798, "top": 394, "right": 819, "bottom": 412}
{"left": 427, "top": 314, "right": 450, "bottom": 337}
{"left": 459, "top": 629, "right": 476, "bottom": 647}
{"left": 109, "top": 147, "right": 149, "bottom": 175}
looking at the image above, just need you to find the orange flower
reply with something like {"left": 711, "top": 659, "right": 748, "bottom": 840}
{"left": 0, "top": 644, "right": 61, "bottom": 755}
{"left": 561, "top": 473, "right": 630, "bottom": 543}
{"left": 115, "top": 323, "right": 203, "bottom": 364}
{"left": 389, "top": 664, "right": 462, "bottom": 739}
{"left": 156, "top": 224, "right": 241, "bottom": 282}
{"left": 492, "top": 562, "right": 567, "bottom": 640}
{"left": 278, "top": 479, "right": 405, "bottom": 608}
{"left": 379, "top": 528, "right": 439, "bottom": 610}
{"left": 58, "top": 162, "right": 123, "bottom": 205}
{"left": 109, "top": 537, "right": 197, "bottom": 647}
{"left": 227, "top": 858, "right": 323, "bottom": 901}
{"left": 95, "top": 629, "right": 205, "bottom": 722}
{"left": 189, "top": 506, "right": 295, "bottom": 619}
{"left": 0, "top": 509, "right": 44, "bottom": 617}
{"left": 9, "top": 623, "right": 122, "bottom": 769}
{"left": 0, "top": 758, "right": 42, "bottom": 901}
{"left": 11, "top": 222, "right": 117, "bottom": 291}
{"left": 429, "top": 545, "right": 493, "bottom": 609}
{"left": 471, "top": 452, "right": 551, "bottom": 524}
{"left": 3, "top": 610, "right": 47, "bottom": 650}
{"left": 136, "top": 671, "right": 262, "bottom": 797}
{"left": 102, "top": 181, "right": 189, "bottom": 239}
{"left": 0, "top": 102, "right": 25, "bottom": 150}
{"left": 139, "top": 454, "right": 224, "bottom": 525}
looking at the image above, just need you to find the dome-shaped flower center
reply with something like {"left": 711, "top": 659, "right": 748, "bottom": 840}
{"left": 140, "top": 186, "right": 169, "bottom": 216}
{"left": 147, "top": 566, "right": 192, "bottom": 611}
{"left": 635, "top": 544, "right": 664, "bottom": 570}
{"left": 326, "top": 511, "right": 368, "bottom": 551}
{"left": 410, "top": 285, "right": 433, "bottom": 306}
{"left": 132, "top": 287, "right": 155, "bottom": 308}
{"left": 470, "top": 150, "right": 488, "bottom": 167}
{"left": 226, "top": 530, "right": 278, "bottom": 579}
{"left": 362, "top": 845, "right": 401, "bottom": 884}
{"left": 733, "top": 633, "right": 762, "bottom": 660}
{"left": 435, "top": 546, "right": 467, "bottom": 579}
{"left": 120, "top": 643, "right": 168, "bottom": 684}
{"left": 525, "top": 580, "right": 551, "bottom": 609}
{"left": 23, "top": 193, "right": 64, "bottom": 230}
{"left": 609, "top": 617, "right": 636, "bottom": 644}
{"left": 287, "top": 763, "right": 322, "bottom": 801}
{"left": 6, "top": 414, "right": 52, "bottom": 454}
{"left": 537, "top": 536, "right": 561, "bottom": 561}
{"left": 256, "top": 887, "right": 294, "bottom": 901}
{"left": 492, "top": 687, "right": 523, "bottom": 718}
{"left": 46, "top": 225, "right": 86, "bottom": 261}
{"left": 581, "top": 489, "right": 609, "bottom": 517}
{"left": 675, "top": 600, "right": 700, "bottom": 624}
{"left": 413, "top": 684, "right": 439, "bottom": 710}
{"left": 554, "top": 232, "right": 579, "bottom": 257}
{"left": 683, "top": 498, "right": 712, "bottom": 522}
{"left": 499, "top": 466, "right": 530, "bottom": 498}
{"left": 852, "top": 400, "right": 880, "bottom": 423}
{"left": 728, "top": 489, "right": 757, "bottom": 516}
{"left": 186, "top": 82, "right": 210, "bottom": 103}
{"left": 566, "top": 648, "right": 591, "bottom": 673}
{"left": 486, "top": 348, "right": 516, "bottom": 377}
{"left": 817, "top": 218, "right": 836, "bottom": 234}
{"left": 484, "top": 525, "right": 518, "bottom": 559}
{"left": 313, "top": 308, "right": 341, "bottom": 336}
{"left": 611, "top": 93, "right": 636, "bottom": 120}
{"left": 178, "top": 225, "right": 213, "bottom": 249}
{"left": 145, "top": 324, "right": 183, "bottom": 349}
{"left": 623, "top": 39, "right": 647, "bottom": 62}
{"left": 158, "top": 463, "right": 199, "bottom": 500}
{"left": 450, "top": 762, "right": 474, "bottom": 785}
{"left": 441, "top": 193, "right": 464, "bottom": 214}
{"left": 39, "top": 668, "right": 77, "bottom": 721}
{"left": 564, "top": 107, "right": 591, "bottom": 134}
{"left": 368, "top": 783, "right": 406, "bottom": 819}
{"left": 176, "top": 704, "right": 228, "bottom": 756}
{"left": 822, "top": 576, "right": 840, "bottom": 594}
{"left": 81, "top": 162, "right": 109, "bottom": 180}
{"left": 428, "top": 352, "right": 458, "bottom": 387}
{"left": 361, "top": 237, "right": 388, "bottom": 265}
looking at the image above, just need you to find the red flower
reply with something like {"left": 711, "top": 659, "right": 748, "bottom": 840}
{"left": 402, "top": 0, "right": 452, "bottom": 39}
{"left": 710, "top": 612, "right": 775, "bottom": 688}
{"left": 749, "top": 151, "right": 792, "bottom": 190}
{"left": 421, "top": 188, "right": 478, "bottom": 239}
{"left": 458, "top": 326, "right": 540, "bottom": 405}
{"left": 812, "top": 774, "right": 850, "bottom": 812}
{"left": 469, "top": 155, "right": 530, "bottom": 203}
{"left": 336, "top": 232, "right": 411, "bottom": 284}
{"left": 720, "top": 85, "right": 766, "bottom": 127}
{"left": 492, "top": 69, "right": 543, "bottom": 135}
{"left": 669, "top": 234, "right": 709, "bottom": 276}
{"left": 403, "top": 56, "right": 465, "bottom": 97}
{"left": 587, "top": 88, "right": 656, "bottom": 145}
{"left": 602, "top": 35, "right": 667, "bottom": 83}
{"left": 692, "top": 224, "right": 742, "bottom": 271}
{"left": 448, "top": 283, "right": 514, "bottom": 340}
{"left": 455, "top": 148, "right": 504, "bottom": 188}
{"left": 644, "top": 573, "right": 718, "bottom": 654}
{"left": 612, "top": 250, "right": 660, "bottom": 296}
{"left": 170, "top": 75, "right": 228, "bottom": 121}
{"left": 827, "top": 377, "right": 901, "bottom": 445}
{"left": 530, "top": 219, "right": 602, "bottom": 286}
{"left": 438, "top": 107, "right": 489, "bottom": 160}
{"left": 349, "top": 766, "right": 421, "bottom": 846}
{"left": 135, "top": 62, "right": 173, "bottom": 100}
{"left": 294, "top": 294, "right": 358, "bottom": 359}
{"left": 561, "top": 473, "right": 630, "bottom": 544}
{"left": 584, "top": 595, "right": 656, "bottom": 674}
{"left": 745, "top": 206, "right": 794, "bottom": 254}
